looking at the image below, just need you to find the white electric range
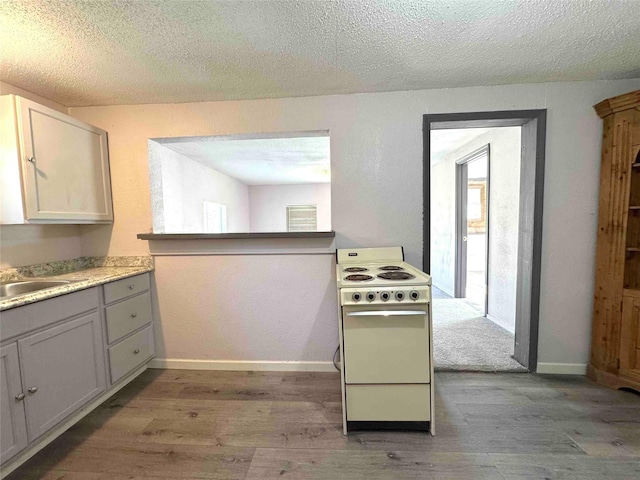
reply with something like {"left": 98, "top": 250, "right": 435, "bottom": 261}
{"left": 336, "top": 246, "right": 434, "bottom": 435}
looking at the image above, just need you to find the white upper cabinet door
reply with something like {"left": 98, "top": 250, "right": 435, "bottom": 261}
{"left": 0, "top": 95, "right": 113, "bottom": 223}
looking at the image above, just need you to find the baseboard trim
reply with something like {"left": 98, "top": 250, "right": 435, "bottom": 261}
{"left": 536, "top": 362, "right": 588, "bottom": 375}
{"left": 148, "top": 358, "right": 337, "bottom": 372}
{"left": 485, "top": 314, "right": 515, "bottom": 334}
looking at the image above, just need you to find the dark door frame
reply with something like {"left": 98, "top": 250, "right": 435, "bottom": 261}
{"left": 423, "top": 110, "right": 547, "bottom": 372}
{"left": 455, "top": 144, "right": 490, "bottom": 316}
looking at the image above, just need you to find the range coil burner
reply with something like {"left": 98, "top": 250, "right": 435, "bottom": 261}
{"left": 345, "top": 274, "right": 374, "bottom": 282}
{"left": 377, "top": 271, "right": 415, "bottom": 280}
{"left": 344, "top": 267, "right": 369, "bottom": 273}
{"left": 379, "top": 266, "right": 404, "bottom": 271}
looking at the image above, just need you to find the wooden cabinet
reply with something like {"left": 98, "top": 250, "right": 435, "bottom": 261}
{"left": 588, "top": 90, "right": 640, "bottom": 392}
{"left": 0, "top": 344, "right": 28, "bottom": 463}
{"left": 0, "top": 95, "right": 113, "bottom": 224}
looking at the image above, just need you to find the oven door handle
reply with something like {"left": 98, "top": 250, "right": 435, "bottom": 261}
{"left": 346, "top": 310, "right": 427, "bottom": 317}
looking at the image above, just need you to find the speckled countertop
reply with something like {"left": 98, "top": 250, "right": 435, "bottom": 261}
{"left": 0, "top": 257, "right": 154, "bottom": 311}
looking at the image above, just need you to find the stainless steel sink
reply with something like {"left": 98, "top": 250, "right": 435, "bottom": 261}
{"left": 0, "top": 280, "right": 74, "bottom": 299}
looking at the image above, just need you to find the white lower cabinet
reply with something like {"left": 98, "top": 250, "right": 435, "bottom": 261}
{"left": 18, "top": 312, "right": 106, "bottom": 441}
{"left": 0, "top": 273, "right": 155, "bottom": 468}
{"left": 0, "top": 343, "right": 28, "bottom": 462}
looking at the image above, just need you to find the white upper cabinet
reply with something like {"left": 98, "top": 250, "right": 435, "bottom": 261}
{"left": 0, "top": 95, "right": 113, "bottom": 224}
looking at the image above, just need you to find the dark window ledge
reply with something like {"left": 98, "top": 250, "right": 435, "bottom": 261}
{"left": 137, "top": 231, "right": 335, "bottom": 240}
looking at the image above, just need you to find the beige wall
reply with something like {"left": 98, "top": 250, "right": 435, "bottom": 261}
{"left": 3, "top": 78, "right": 640, "bottom": 370}
{"left": 67, "top": 78, "right": 640, "bottom": 370}
{"left": 249, "top": 183, "right": 331, "bottom": 232}
{"left": 0, "top": 81, "right": 86, "bottom": 269}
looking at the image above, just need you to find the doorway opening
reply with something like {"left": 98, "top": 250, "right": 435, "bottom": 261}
{"left": 424, "top": 111, "right": 546, "bottom": 373}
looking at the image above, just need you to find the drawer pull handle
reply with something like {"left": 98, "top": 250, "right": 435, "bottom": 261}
{"left": 133, "top": 348, "right": 140, "bottom": 354}
{"left": 28, "top": 386, "right": 38, "bottom": 394}
{"left": 128, "top": 285, "right": 135, "bottom": 290}
{"left": 131, "top": 313, "right": 137, "bottom": 318}
{"left": 15, "top": 393, "right": 25, "bottom": 401}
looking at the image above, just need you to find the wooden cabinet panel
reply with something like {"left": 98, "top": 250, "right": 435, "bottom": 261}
{"left": 18, "top": 312, "right": 106, "bottom": 441}
{"left": 620, "top": 295, "right": 640, "bottom": 380}
{"left": 0, "top": 344, "right": 28, "bottom": 463}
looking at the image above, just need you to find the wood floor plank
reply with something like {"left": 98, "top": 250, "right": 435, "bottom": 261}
{"left": 517, "top": 385, "right": 640, "bottom": 407}
{"left": 12, "top": 442, "right": 255, "bottom": 479}
{"left": 438, "top": 385, "right": 535, "bottom": 405}
{"left": 456, "top": 403, "right": 593, "bottom": 426}
{"left": 245, "top": 448, "right": 503, "bottom": 480}
{"left": 347, "top": 425, "right": 583, "bottom": 455}
{"left": 490, "top": 453, "right": 640, "bottom": 479}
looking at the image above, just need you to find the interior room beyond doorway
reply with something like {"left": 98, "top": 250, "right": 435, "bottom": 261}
{"left": 430, "top": 126, "right": 526, "bottom": 372}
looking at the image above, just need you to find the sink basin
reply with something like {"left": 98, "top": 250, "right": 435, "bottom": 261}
{"left": 0, "top": 280, "right": 74, "bottom": 299}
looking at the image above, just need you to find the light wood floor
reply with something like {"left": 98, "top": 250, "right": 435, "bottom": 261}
{"left": 6, "top": 370, "right": 640, "bottom": 479}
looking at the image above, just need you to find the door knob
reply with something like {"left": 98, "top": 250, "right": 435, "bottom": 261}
{"left": 27, "top": 157, "right": 35, "bottom": 163}
{"left": 15, "top": 393, "right": 25, "bottom": 401}
{"left": 28, "top": 386, "right": 38, "bottom": 394}
{"left": 133, "top": 349, "right": 140, "bottom": 354}
{"left": 131, "top": 313, "right": 137, "bottom": 318}
{"left": 463, "top": 236, "right": 468, "bottom": 241}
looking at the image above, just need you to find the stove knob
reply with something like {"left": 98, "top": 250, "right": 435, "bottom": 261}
{"left": 366, "top": 291, "right": 376, "bottom": 302}
{"left": 410, "top": 290, "right": 419, "bottom": 300}
{"left": 395, "top": 291, "right": 405, "bottom": 301}
{"left": 380, "top": 291, "right": 390, "bottom": 302}
{"left": 352, "top": 292, "right": 362, "bottom": 302}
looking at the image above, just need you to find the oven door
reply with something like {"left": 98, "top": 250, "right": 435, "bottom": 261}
{"left": 342, "top": 304, "right": 430, "bottom": 384}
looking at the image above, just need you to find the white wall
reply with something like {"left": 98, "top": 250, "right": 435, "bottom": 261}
{"left": 148, "top": 141, "right": 250, "bottom": 233}
{"left": 69, "top": 78, "right": 640, "bottom": 371}
{"left": 488, "top": 128, "right": 521, "bottom": 333}
{"left": 249, "top": 183, "right": 331, "bottom": 232}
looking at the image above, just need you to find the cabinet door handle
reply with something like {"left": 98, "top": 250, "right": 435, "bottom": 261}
{"left": 128, "top": 285, "right": 135, "bottom": 290}
{"left": 27, "top": 156, "right": 36, "bottom": 164}
{"left": 133, "top": 349, "right": 140, "bottom": 354}
{"left": 131, "top": 313, "right": 137, "bottom": 318}
{"left": 28, "top": 386, "right": 38, "bottom": 394}
{"left": 15, "top": 393, "right": 25, "bottom": 401}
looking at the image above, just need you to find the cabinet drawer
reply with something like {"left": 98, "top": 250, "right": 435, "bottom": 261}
{"left": 1, "top": 288, "right": 99, "bottom": 342}
{"left": 346, "top": 384, "right": 430, "bottom": 421}
{"left": 104, "top": 274, "right": 150, "bottom": 304}
{"left": 108, "top": 326, "right": 154, "bottom": 384}
{"left": 105, "top": 292, "right": 152, "bottom": 344}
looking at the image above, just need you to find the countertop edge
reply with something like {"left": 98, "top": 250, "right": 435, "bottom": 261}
{"left": 137, "top": 231, "right": 336, "bottom": 240}
{"left": 0, "top": 266, "right": 154, "bottom": 311}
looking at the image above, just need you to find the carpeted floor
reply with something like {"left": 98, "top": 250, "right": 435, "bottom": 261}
{"left": 432, "top": 287, "right": 528, "bottom": 372}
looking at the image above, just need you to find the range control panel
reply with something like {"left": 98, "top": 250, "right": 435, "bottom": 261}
{"left": 340, "top": 285, "right": 430, "bottom": 306}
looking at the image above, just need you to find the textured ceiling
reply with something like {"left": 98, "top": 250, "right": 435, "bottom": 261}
{"left": 157, "top": 132, "right": 331, "bottom": 185}
{"left": 1, "top": 0, "right": 639, "bottom": 107}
